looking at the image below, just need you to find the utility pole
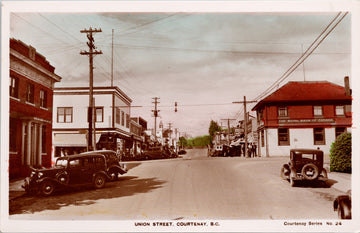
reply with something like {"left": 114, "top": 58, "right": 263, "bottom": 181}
{"left": 233, "top": 96, "right": 257, "bottom": 157}
{"left": 152, "top": 97, "right": 160, "bottom": 143}
{"left": 80, "top": 27, "right": 102, "bottom": 151}
{"left": 111, "top": 29, "right": 114, "bottom": 87}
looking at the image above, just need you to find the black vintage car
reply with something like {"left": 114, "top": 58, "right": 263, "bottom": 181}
{"left": 281, "top": 149, "right": 328, "bottom": 187}
{"left": 22, "top": 154, "right": 111, "bottom": 196}
{"left": 80, "top": 150, "right": 127, "bottom": 181}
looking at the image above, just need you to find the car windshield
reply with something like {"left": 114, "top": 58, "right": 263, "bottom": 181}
{"left": 302, "top": 153, "right": 316, "bottom": 160}
{"left": 55, "top": 159, "right": 68, "bottom": 167}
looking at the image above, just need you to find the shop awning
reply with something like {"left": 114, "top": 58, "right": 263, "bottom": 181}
{"left": 54, "top": 133, "right": 101, "bottom": 147}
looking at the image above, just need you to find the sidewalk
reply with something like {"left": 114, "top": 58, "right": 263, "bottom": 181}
{"left": 324, "top": 163, "right": 352, "bottom": 193}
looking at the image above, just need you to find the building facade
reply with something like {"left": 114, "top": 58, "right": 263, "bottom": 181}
{"left": 52, "top": 86, "right": 133, "bottom": 161}
{"left": 252, "top": 79, "right": 352, "bottom": 157}
{"left": 9, "top": 38, "right": 61, "bottom": 178}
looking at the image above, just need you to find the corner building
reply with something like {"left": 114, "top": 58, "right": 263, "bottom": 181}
{"left": 252, "top": 78, "right": 352, "bottom": 157}
{"left": 9, "top": 39, "right": 61, "bottom": 178}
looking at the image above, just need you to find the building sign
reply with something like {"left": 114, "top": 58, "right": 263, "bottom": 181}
{"left": 278, "top": 118, "right": 335, "bottom": 124}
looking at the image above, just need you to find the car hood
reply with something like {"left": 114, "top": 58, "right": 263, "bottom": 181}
{"left": 31, "top": 166, "right": 66, "bottom": 175}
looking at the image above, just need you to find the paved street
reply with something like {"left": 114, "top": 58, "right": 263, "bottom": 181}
{"left": 10, "top": 148, "right": 345, "bottom": 220}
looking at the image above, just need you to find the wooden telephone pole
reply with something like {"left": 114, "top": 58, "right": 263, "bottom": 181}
{"left": 152, "top": 97, "right": 160, "bottom": 142}
{"left": 233, "top": 96, "right": 257, "bottom": 157}
{"left": 80, "top": 27, "right": 102, "bottom": 151}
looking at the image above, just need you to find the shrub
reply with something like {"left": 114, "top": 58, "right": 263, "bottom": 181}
{"left": 330, "top": 132, "right": 351, "bottom": 173}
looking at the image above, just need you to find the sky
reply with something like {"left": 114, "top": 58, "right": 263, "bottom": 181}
{"left": 6, "top": 2, "right": 352, "bottom": 137}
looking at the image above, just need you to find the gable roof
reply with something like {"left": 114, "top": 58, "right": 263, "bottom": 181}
{"left": 252, "top": 81, "right": 351, "bottom": 110}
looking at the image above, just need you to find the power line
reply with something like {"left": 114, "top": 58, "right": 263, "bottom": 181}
{"left": 253, "top": 12, "right": 348, "bottom": 102}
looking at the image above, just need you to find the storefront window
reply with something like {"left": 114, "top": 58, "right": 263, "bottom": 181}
{"left": 314, "top": 128, "right": 325, "bottom": 145}
{"left": 278, "top": 128, "right": 289, "bottom": 146}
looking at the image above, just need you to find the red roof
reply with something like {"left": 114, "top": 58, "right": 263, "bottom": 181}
{"left": 252, "top": 81, "right": 351, "bottom": 110}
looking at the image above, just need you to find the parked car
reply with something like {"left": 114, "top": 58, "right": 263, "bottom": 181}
{"left": 80, "top": 150, "right": 127, "bottom": 181}
{"left": 143, "top": 146, "right": 167, "bottom": 160}
{"left": 22, "top": 154, "right": 111, "bottom": 196}
{"left": 281, "top": 148, "right": 328, "bottom": 187}
{"left": 334, "top": 190, "right": 351, "bottom": 219}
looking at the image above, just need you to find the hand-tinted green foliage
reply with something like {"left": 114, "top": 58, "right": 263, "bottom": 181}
{"left": 179, "top": 136, "right": 187, "bottom": 147}
{"left": 330, "top": 132, "right": 351, "bottom": 173}
{"left": 209, "top": 120, "right": 222, "bottom": 144}
{"left": 186, "top": 135, "right": 211, "bottom": 147}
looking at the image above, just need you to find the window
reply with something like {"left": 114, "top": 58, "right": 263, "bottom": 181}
{"left": 314, "top": 106, "right": 323, "bottom": 117}
{"left": 335, "top": 127, "right": 346, "bottom": 138}
{"left": 314, "top": 128, "right": 325, "bottom": 145}
{"left": 121, "top": 111, "right": 125, "bottom": 126}
{"left": 40, "top": 90, "right": 47, "bottom": 108}
{"left": 278, "top": 107, "right": 288, "bottom": 117}
{"left": 9, "top": 76, "right": 19, "bottom": 98}
{"left": 278, "top": 128, "right": 289, "bottom": 146}
{"left": 126, "top": 114, "right": 130, "bottom": 128}
{"left": 26, "top": 82, "right": 34, "bottom": 103}
{"left": 116, "top": 107, "right": 120, "bottom": 124}
{"left": 95, "top": 107, "right": 104, "bottom": 122}
{"left": 57, "top": 107, "right": 73, "bottom": 123}
{"left": 10, "top": 118, "right": 17, "bottom": 152}
{"left": 336, "top": 106, "right": 344, "bottom": 116}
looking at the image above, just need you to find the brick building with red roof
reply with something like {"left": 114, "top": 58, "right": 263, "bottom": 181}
{"left": 10, "top": 38, "right": 61, "bottom": 178}
{"left": 252, "top": 77, "right": 352, "bottom": 157}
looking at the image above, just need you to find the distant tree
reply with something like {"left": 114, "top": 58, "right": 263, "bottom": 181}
{"left": 209, "top": 120, "right": 221, "bottom": 144}
{"left": 179, "top": 136, "right": 187, "bottom": 148}
{"left": 185, "top": 135, "right": 211, "bottom": 147}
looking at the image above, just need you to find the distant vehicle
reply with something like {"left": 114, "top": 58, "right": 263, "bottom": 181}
{"left": 178, "top": 149, "right": 187, "bottom": 155}
{"left": 281, "top": 149, "right": 328, "bottom": 187}
{"left": 143, "top": 146, "right": 167, "bottom": 160}
{"left": 334, "top": 190, "right": 351, "bottom": 219}
{"left": 22, "top": 154, "right": 110, "bottom": 196}
{"left": 80, "top": 150, "right": 127, "bottom": 181}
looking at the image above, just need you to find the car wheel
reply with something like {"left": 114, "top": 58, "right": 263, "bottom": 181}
{"left": 301, "top": 163, "right": 319, "bottom": 180}
{"left": 93, "top": 174, "right": 106, "bottom": 189}
{"left": 40, "top": 180, "right": 55, "bottom": 196}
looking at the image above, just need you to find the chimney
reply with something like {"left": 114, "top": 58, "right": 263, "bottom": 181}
{"left": 344, "top": 76, "right": 351, "bottom": 96}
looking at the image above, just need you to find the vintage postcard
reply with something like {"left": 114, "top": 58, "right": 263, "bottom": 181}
{"left": 1, "top": 0, "right": 359, "bottom": 232}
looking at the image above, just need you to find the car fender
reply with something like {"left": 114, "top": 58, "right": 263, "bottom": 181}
{"left": 282, "top": 164, "right": 290, "bottom": 176}
{"left": 108, "top": 165, "right": 127, "bottom": 175}
{"left": 290, "top": 167, "right": 297, "bottom": 179}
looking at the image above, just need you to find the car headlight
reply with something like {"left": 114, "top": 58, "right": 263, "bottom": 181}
{"left": 38, "top": 172, "right": 43, "bottom": 179}
{"left": 30, "top": 171, "right": 36, "bottom": 178}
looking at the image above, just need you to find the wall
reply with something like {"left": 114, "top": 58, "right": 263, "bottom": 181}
{"left": 260, "top": 127, "right": 347, "bottom": 157}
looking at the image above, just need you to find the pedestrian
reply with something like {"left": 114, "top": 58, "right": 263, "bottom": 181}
{"left": 241, "top": 144, "right": 245, "bottom": 157}
{"left": 252, "top": 143, "right": 257, "bottom": 157}
{"left": 248, "top": 143, "right": 252, "bottom": 157}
